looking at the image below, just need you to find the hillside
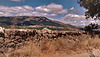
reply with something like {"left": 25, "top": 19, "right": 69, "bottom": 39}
{"left": 0, "top": 16, "right": 77, "bottom": 30}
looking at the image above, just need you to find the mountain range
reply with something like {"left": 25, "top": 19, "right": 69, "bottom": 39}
{"left": 0, "top": 16, "right": 77, "bottom": 30}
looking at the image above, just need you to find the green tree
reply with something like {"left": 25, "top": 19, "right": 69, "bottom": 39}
{"left": 77, "top": 0, "right": 100, "bottom": 20}
{"left": 84, "top": 23, "right": 100, "bottom": 37}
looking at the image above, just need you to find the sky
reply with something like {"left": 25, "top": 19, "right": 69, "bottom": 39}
{"left": 0, "top": 0, "right": 100, "bottom": 27}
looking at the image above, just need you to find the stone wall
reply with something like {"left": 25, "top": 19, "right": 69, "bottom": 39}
{"left": 0, "top": 29, "right": 87, "bottom": 57}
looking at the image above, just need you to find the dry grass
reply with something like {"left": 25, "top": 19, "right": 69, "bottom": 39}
{"left": 8, "top": 43, "right": 41, "bottom": 57}
{"left": 8, "top": 35, "right": 100, "bottom": 57}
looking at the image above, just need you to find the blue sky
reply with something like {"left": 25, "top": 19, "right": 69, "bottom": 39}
{"left": 0, "top": 0, "right": 78, "bottom": 7}
{"left": 0, "top": 0, "right": 85, "bottom": 16}
{"left": 0, "top": 0, "right": 99, "bottom": 27}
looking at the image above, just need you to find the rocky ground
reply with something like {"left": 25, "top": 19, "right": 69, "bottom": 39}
{"left": 0, "top": 29, "right": 99, "bottom": 57}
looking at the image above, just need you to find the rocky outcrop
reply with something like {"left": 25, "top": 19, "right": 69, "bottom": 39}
{"left": 36, "top": 30, "right": 85, "bottom": 40}
{"left": 0, "top": 29, "right": 87, "bottom": 56}
{"left": 0, "top": 30, "right": 36, "bottom": 56}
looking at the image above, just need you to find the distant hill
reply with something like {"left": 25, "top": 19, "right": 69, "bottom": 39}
{"left": 0, "top": 16, "right": 77, "bottom": 30}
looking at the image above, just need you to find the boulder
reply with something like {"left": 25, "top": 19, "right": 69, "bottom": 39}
{"left": 0, "top": 37, "right": 4, "bottom": 43}
{"left": 0, "top": 53, "right": 5, "bottom": 57}
{"left": 6, "top": 48, "right": 15, "bottom": 53}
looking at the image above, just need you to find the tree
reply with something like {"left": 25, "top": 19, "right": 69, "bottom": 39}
{"left": 77, "top": 0, "right": 100, "bottom": 20}
{"left": 84, "top": 23, "right": 99, "bottom": 31}
{"left": 84, "top": 23, "right": 100, "bottom": 37}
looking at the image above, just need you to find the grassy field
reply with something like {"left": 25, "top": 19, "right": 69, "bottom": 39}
{"left": 8, "top": 34, "right": 100, "bottom": 57}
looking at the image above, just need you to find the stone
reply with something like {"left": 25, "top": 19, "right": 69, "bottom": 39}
{"left": 6, "top": 48, "right": 15, "bottom": 53}
{"left": 0, "top": 43, "right": 3, "bottom": 48}
{"left": 7, "top": 42, "right": 15, "bottom": 47}
{"left": 0, "top": 48, "right": 5, "bottom": 54}
{"left": 0, "top": 53, "right": 5, "bottom": 57}
{"left": 0, "top": 37, "right": 4, "bottom": 43}
{"left": 16, "top": 43, "right": 23, "bottom": 48}
{"left": 5, "top": 39, "right": 11, "bottom": 43}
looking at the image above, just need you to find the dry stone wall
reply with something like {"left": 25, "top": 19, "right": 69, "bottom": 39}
{"left": 0, "top": 29, "right": 87, "bottom": 56}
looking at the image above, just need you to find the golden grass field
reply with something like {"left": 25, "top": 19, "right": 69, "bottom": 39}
{"left": 7, "top": 34, "right": 100, "bottom": 57}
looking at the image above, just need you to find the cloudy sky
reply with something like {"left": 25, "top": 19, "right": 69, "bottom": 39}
{"left": 0, "top": 0, "right": 100, "bottom": 27}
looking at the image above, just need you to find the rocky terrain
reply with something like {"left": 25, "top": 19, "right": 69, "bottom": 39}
{"left": 0, "top": 28, "right": 100, "bottom": 57}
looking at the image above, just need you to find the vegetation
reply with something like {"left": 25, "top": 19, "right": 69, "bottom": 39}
{"left": 8, "top": 35, "right": 100, "bottom": 57}
{"left": 0, "top": 16, "right": 65, "bottom": 27}
{"left": 84, "top": 23, "right": 100, "bottom": 37}
{"left": 84, "top": 23, "right": 99, "bottom": 31}
{"left": 77, "top": 0, "right": 100, "bottom": 20}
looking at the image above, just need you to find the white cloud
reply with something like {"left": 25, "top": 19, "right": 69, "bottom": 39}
{"left": 16, "top": 11, "right": 58, "bottom": 17}
{"left": 47, "top": 14, "right": 58, "bottom": 17}
{"left": 62, "top": 14, "right": 85, "bottom": 20}
{"left": 0, "top": 12, "right": 13, "bottom": 16}
{"left": 0, "top": 5, "right": 34, "bottom": 13}
{"left": 70, "top": 7, "right": 75, "bottom": 10}
{"left": 35, "top": 5, "right": 50, "bottom": 13}
{"left": 11, "top": 0, "right": 24, "bottom": 2}
{"left": 0, "top": 5, "right": 34, "bottom": 16}
{"left": 60, "top": 19, "right": 100, "bottom": 27}
{"left": 35, "top": 3, "right": 68, "bottom": 14}
{"left": 32, "top": 12, "right": 49, "bottom": 17}
{"left": 0, "top": 12, "right": 4, "bottom": 14}
{"left": 0, "top": 3, "right": 66, "bottom": 17}
{"left": 32, "top": 12, "right": 58, "bottom": 17}
{"left": 58, "top": 9, "right": 68, "bottom": 14}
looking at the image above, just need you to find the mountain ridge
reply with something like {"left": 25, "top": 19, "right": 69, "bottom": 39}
{"left": 0, "top": 16, "right": 77, "bottom": 30}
